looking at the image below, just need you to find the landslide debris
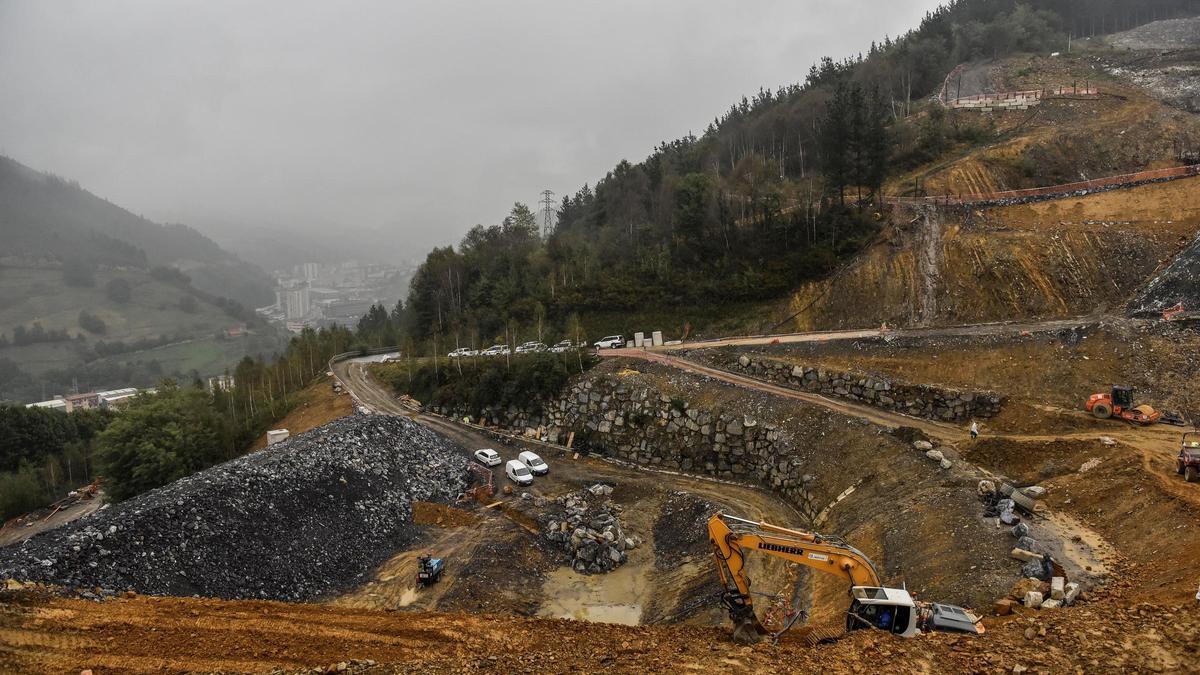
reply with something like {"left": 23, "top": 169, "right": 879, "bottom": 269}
{"left": 0, "top": 416, "right": 468, "bottom": 601}
{"left": 536, "top": 485, "right": 640, "bottom": 574}
{"left": 652, "top": 490, "right": 719, "bottom": 569}
{"left": 1129, "top": 230, "right": 1200, "bottom": 316}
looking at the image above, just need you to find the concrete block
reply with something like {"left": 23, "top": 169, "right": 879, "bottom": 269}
{"left": 1050, "top": 576, "right": 1065, "bottom": 600}
{"left": 1063, "top": 582, "right": 1081, "bottom": 606}
{"left": 651, "top": 331, "right": 663, "bottom": 346}
{"left": 266, "top": 429, "right": 290, "bottom": 445}
{"left": 1023, "top": 591, "right": 1043, "bottom": 609}
{"left": 633, "top": 332, "right": 645, "bottom": 347}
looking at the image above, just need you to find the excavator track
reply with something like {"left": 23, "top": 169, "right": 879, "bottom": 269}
{"left": 796, "top": 622, "right": 846, "bottom": 647}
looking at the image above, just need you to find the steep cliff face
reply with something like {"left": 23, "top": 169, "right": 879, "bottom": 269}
{"left": 781, "top": 176, "right": 1200, "bottom": 330}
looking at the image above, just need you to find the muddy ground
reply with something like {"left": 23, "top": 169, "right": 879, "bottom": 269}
{"left": 5, "top": 340, "right": 1200, "bottom": 673}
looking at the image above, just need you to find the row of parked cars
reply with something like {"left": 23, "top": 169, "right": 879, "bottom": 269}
{"left": 447, "top": 340, "right": 586, "bottom": 358}
{"left": 473, "top": 448, "right": 549, "bottom": 486}
{"left": 447, "top": 335, "right": 628, "bottom": 358}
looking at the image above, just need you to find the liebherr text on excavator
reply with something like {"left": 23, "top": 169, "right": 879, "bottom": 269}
{"left": 708, "top": 513, "right": 984, "bottom": 644}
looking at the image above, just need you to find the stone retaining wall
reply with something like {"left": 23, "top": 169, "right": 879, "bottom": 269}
{"left": 709, "top": 353, "right": 1004, "bottom": 422}
{"left": 431, "top": 376, "right": 824, "bottom": 521}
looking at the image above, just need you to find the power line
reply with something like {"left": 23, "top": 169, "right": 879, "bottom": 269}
{"left": 538, "top": 189, "right": 556, "bottom": 238}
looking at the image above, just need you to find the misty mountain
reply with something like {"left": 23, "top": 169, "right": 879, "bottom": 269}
{"left": 0, "top": 155, "right": 273, "bottom": 307}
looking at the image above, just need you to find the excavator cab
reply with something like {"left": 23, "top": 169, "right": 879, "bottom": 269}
{"left": 1111, "top": 386, "right": 1134, "bottom": 410}
{"left": 846, "top": 586, "right": 917, "bottom": 637}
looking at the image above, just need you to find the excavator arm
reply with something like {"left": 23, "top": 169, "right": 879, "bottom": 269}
{"left": 709, "top": 512, "right": 984, "bottom": 643}
{"left": 708, "top": 512, "right": 882, "bottom": 643}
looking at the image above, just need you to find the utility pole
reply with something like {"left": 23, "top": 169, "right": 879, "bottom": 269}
{"left": 538, "top": 189, "right": 556, "bottom": 238}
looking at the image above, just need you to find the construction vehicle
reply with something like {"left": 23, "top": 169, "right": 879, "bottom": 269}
{"left": 1179, "top": 432, "right": 1200, "bottom": 483}
{"left": 416, "top": 555, "right": 445, "bottom": 587}
{"left": 1085, "top": 385, "right": 1162, "bottom": 425}
{"left": 708, "top": 513, "right": 984, "bottom": 644}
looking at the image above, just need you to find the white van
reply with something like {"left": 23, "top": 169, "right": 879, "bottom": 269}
{"left": 518, "top": 450, "right": 549, "bottom": 476}
{"left": 505, "top": 459, "right": 534, "bottom": 486}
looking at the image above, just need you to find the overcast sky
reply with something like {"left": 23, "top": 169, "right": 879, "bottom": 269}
{"left": 0, "top": 0, "right": 944, "bottom": 264}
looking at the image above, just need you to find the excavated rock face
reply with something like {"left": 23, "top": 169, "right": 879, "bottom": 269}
{"left": 0, "top": 416, "right": 468, "bottom": 601}
{"left": 1128, "top": 231, "right": 1200, "bottom": 315}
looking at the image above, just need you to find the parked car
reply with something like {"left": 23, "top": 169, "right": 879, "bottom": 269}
{"left": 593, "top": 335, "right": 624, "bottom": 349}
{"left": 505, "top": 459, "right": 534, "bottom": 486}
{"left": 473, "top": 448, "right": 502, "bottom": 466}
{"left": 548, "top": 340, "right": 578, "bottom": 353}
{"left": 481, "top": 344, "right": 510, "bottom": 357}
{"left": 447, "top": 347, "right": 477, "bottom": 358}
{"left": 518, "top": 450, "right": 549, "bottom": 476}
{"left": 515, "top": 341, "right": 547, "bottom": 354}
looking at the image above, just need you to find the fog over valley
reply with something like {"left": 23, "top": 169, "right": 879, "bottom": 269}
{"left": 0, "top": 0, "right": 943, "bottom": 262}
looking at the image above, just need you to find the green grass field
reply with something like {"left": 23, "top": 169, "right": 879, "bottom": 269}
{"left": 0, "top": 265, "right": 280, "bottom": 401}
{"left": 0, "top": 266, "right": 236, "bottom": 343}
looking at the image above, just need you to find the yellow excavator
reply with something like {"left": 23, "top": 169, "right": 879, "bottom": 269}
{"left": 708, "top": 513, "right": 984, "bottom": 643}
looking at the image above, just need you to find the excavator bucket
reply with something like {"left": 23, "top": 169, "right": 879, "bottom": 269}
{"left": 721, "top": 591, "right": 768, "bottom": 644}
{"left": 730, "top": 616, "right": 768, "bottom": 645}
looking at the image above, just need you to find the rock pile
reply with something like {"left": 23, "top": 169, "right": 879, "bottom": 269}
{"left": 708, "top": 352, "right": 1004, "bottom": 422}
{"left": 0, "top": 416, "right": 468, "bottom": 601}
{"left": 538, "top": 486, "right": 640, "bottom": 574}
{"left": 979, "top": 480, "right": 1083, "bottom": 614}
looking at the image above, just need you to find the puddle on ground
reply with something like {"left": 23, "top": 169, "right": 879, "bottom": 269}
{"left": 538, "top": 563, "right": 646, "bottom": 625}
{"left": 1031, "top": 511, "right": 1114, "bottom": 581}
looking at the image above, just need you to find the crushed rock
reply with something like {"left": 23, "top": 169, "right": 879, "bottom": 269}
{"left": 0, "top": 416, "right": 468, "bottom": 601}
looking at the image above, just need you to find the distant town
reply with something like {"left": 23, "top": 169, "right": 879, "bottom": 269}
{"left": 255, "top": 260, "right": 412, "bottom": 333}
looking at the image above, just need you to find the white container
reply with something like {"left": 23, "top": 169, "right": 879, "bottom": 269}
{"left": 267, "top": 429, "right": 290, "bottom": 445}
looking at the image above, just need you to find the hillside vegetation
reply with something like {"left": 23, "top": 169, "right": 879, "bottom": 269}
{"left": 376, "top": 0, "right": 1200, "bottom": 353}
{"left": 0, "top": 156, "right": 287, "bottom": 402}
{"left": 0, "top": 156, "right": 273, "bottom": 305}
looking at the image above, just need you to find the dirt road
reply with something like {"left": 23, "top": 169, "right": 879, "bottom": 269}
{"left": 641, "top": 315, "right": 1101, "bottom": 352}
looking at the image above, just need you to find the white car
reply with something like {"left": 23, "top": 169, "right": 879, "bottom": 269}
{"left": 593, "top": 335, "right": 624, "bottom": 349}
{"left": 447, "top": 347, "right": 477, "bottom": 358}
{"left": 473, "top": 448, "right": 502, "bottom": 467}
{"left": 515, "top": 341, "right": 547, "bottom": 354}
{"left": 481, "top": 344, "right": 510, "bottom": 357}
{"left": 505, "top": 459, "right": 534, "bottom": 486}
{"left": 548, "top": 340, "right": 577, "bottom": 353}
{"left": 518, "top": 450, "right": 549, "bottom": 476}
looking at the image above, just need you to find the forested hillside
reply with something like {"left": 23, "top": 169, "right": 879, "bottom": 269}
{"left": 379, "top": 0, "right": 1200, "bottom": 350}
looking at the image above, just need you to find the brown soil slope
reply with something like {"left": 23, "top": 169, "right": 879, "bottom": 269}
{"left": 784, "top": 176, "right": 1200, "bottom": 331}
{"left": 2, "top": 589, "right": 1197, "bottom": 674}
{"left": 250, "top": 377, "right": 354, "bottom": 450}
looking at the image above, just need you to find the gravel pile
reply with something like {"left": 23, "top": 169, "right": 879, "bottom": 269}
{"left": 0, "top": 415, "right": 468, "bottom": 601}
{"left": 539, "top": 485, "right": 639, "bottom": 574}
